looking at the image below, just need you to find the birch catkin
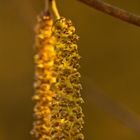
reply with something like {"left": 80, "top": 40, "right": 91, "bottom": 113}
{"left": 31, "top": 12, "right": 84, "bottom": 140}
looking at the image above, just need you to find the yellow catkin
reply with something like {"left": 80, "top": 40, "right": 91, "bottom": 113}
{"left": 31, "top": 12, "right": 84, "bottom": 140}
{"left": 31, "top": 12, "right": 57, "bottom": 139}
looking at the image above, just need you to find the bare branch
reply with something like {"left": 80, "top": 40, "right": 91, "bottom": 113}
{"left": 78, "top": 0, "right": 140, "bottom": 27}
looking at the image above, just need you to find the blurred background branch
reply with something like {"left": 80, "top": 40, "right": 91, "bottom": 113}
{"left": 78, "top": 0, "right": 140, "bottom": 27}
{"left": 84, "top": 76, "right": 140, "bottom": 136}
{"left": 83, "top": 76, "right": 140, "bottom": 136}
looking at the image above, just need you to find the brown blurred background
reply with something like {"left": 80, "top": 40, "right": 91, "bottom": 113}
{"left": 1, "top": 0, "right": 140, "bottom": 139}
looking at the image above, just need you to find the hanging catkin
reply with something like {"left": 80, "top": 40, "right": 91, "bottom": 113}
{"left": 31, "top": 12, "right": 57, "bottom": 139}
{"left": 31, "top": 11, "right": 84, "bottom": 140}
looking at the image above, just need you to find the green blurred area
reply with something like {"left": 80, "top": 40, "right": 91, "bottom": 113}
{"left": 1, "top": 0, "right": 140, "bottom": 139}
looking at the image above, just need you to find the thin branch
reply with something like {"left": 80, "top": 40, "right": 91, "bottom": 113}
{"left": 78, "top": 0, "right": 140, "bottom": 27}
{"left": 48, "top": 0, "right": 60, "bottom": 20}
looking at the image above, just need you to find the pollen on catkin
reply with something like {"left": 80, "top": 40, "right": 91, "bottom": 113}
{"left": 31, "top": 12, "right": 84, "bottom": 140}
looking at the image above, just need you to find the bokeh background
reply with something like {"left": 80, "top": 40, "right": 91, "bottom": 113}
{"left": 1, "top": 0, "right": 140, "bottom": 139}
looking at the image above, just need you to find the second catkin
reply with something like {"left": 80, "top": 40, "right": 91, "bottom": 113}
{"left": 32, "top": 12, "right": 84, "bottom": 140}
